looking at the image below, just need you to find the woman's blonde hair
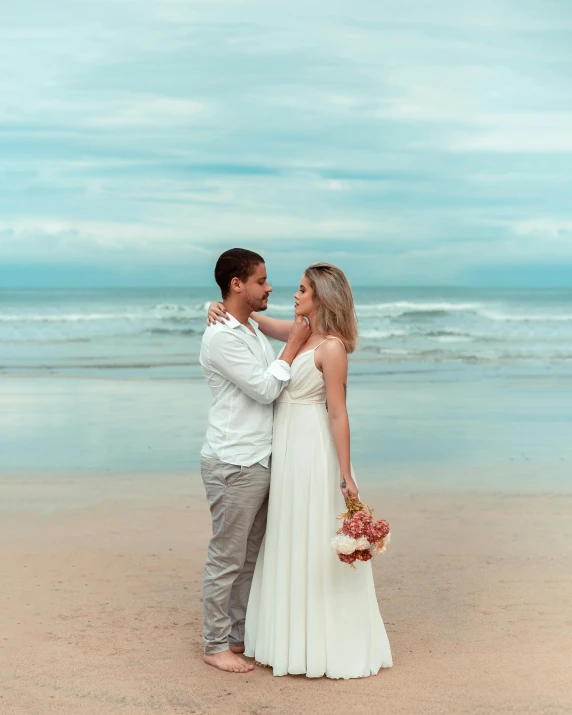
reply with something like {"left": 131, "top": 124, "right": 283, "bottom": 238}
{"left": 304, "top": 263, "right": 358, "bottom": 354}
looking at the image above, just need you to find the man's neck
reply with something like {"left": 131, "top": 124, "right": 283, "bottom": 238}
{"left": 222, "top": 300, "right": 252, "bottom": 327}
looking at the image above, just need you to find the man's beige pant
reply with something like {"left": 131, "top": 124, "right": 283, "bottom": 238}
{"left": 200, "top": 456, "right": 270, "bottom": 655}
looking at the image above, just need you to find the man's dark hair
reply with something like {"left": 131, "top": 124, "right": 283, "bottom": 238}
{"left": 214, "top": 248, "right": 265, "bottom": 298}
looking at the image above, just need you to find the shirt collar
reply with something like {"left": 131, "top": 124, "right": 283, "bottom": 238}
{"left": 223, "top": 312, "right": 241, "bottom": 329}
{"left": 224, "top": 311, "right": 259, "bottom": 335}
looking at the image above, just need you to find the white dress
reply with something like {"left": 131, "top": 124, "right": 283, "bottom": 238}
{"left": 244, "top": 338, "right": 393, "bottom": 679}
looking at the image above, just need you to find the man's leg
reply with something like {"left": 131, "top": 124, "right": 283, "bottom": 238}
{"left": 201, "top": 457, "right": 269, "bottom": 671}
{"left": 228, "top": 464, "right": 269, "bottom": 649}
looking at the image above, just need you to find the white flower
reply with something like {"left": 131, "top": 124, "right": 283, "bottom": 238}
{"left": 330, "top": 534, "right": 357, "bottom": 555}
{"left": 355, "top": 536, "right": 370, "bottom": 550}
{"left": 370, "top": 531, "right": 391, "bottom": 556}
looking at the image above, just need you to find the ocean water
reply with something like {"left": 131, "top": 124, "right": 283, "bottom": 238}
{"left": 1, "top": 287, "right": 571, "bottom": 485}
{"left": 1, "top": 286, "right": 572, "bottom": 376}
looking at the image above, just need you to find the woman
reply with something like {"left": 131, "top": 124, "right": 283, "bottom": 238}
{"left": 208, "top": 263, "right": 392, "bottom": 679}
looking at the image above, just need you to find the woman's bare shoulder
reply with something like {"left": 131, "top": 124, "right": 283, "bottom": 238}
{"left": 316, "top": 336, "right": 347, "bottom": 367}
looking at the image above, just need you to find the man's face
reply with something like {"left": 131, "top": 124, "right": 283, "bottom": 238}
{"left": 243, "top": 262, "right": 272, "bottom": 312}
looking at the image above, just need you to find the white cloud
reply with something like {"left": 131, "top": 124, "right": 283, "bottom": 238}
{"left": 85, "top": 98, "right": 206, "bottom": 128}
{"left": 0, "top": 96, "right": 207, "bottom": 131}
{"left": 513, "top": 219, "right": 572, "bottom": 239}
{"left": 325, "top": 180, "right": 345, "bottom": 191}
{"left": 449, "top": 113, "right": 572, "bottom": 153}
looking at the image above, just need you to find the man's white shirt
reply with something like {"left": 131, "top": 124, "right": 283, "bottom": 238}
{"left": 200, "top": 313, "right": 291, "bottom": 467}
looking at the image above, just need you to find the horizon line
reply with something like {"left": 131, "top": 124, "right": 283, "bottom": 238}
{"left": 1, "top": 284, "right": 571, "bottom": 291}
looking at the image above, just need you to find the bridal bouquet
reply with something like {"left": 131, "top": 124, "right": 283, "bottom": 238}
{"left": 331, "top": 495, "right": 390, "bottom": 567}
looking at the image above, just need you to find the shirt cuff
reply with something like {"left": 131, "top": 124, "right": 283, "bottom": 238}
{"left": 267, "top": 359, "right": 291, "bottom": 382}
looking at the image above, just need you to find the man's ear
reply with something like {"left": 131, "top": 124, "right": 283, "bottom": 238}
{"left": 229, "top": 277, "right": 242, "bottom": 293}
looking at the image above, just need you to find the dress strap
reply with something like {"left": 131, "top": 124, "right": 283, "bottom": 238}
{"left": 314, "top": 335, "right": 345, "bottom": 350}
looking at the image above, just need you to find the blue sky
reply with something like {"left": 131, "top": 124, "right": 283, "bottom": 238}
{"left": 1, "top": 0, "right": 572, "bottom": 287}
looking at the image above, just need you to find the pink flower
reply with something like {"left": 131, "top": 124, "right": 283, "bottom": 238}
{"left": 339, "top": 552, "right": 358, "bottom": 565}
{"left": 355, "top": 549, "right": 373, "bottom": 562}
{"left": 341, "top": 510, "right": 374, "bottom": 539}
{"left": 371, "top": 519, "right": 390, "bottom": 540}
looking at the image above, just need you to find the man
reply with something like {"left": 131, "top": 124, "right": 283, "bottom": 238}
{"left": 199, "top": 248, "right": 310, "bottom": 673}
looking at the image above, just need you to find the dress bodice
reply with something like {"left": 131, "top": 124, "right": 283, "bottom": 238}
{"left": 277, "top": 349, "right": 326, "bottom": 405}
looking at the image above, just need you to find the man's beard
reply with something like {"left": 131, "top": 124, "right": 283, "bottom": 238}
{"left": 245, "top": 293, "right": 269, "bottom": 312}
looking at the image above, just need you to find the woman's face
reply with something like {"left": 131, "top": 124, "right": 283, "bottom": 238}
{"left": 294, "top": 274, "right": 315, "bottom": 318}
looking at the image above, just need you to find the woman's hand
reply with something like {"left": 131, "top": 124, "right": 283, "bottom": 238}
{"left": 207, "top": 301, "right": 229, "bottom": 326}
{"left": 340, "top": 473, "right": 359, "bottom": 502}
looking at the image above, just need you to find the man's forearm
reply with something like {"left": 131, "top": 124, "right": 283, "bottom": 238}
{"left": 209, "top": 337, "right": 290, "bottom": 404}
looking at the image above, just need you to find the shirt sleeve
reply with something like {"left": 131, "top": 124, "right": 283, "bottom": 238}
{"left": 207, "top": 331, "right": 290, "bottom": 404}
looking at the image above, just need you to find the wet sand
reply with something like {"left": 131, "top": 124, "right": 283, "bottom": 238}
{"left": 1, "top": 474, "right": 571, "bottom": 714}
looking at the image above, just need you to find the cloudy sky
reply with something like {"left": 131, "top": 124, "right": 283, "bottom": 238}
{"left": 1, "top": 0, "right": 572, "bottom": 287}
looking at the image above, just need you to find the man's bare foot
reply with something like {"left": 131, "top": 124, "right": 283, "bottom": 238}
{"left": 229, "top": 644, "right": 245, "bottom": 654}
{"left": 255, "top": 660, "right": 271, "bottom": 668}
{"left": 204, "top": 650, "right": 254, "bottom": 673}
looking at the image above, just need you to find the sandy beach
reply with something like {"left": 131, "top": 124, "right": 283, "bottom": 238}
{"left": 2, "top": 473, "right": 571, "bottom": 715}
